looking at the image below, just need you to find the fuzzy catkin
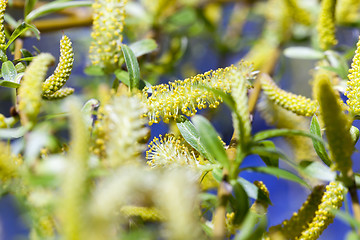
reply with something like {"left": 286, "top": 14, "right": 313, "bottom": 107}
{"left": 260, "top": 75, "right": 317, "bottom": 117}
{"left": 346, "top": 36, "right": 360, "bottom": 116}
{"left": 105, "top": 94, "right": 148, "bottom": 167}
{"left": 0, "top": 0, "right": 7, "bottom": 50}
{"left": 18, "top": 53, "right": 55, "bottom": 126}
{"left": 42, "top": 87, "right": 74, "bottom": 100}
{"left": 143, "top": 63, "right": 253, "bottom": 125}
{"left": 314, "top": 72, "right": 353, "bottom": 177}
{"left": 317, "top": 0, "right": 337, "bottom": 50}
{"left": 231, "top": 62, "right": 253, "bottom": 145}
{"left": 89, "top": 0, "right": 127, "bottom": 72}
{"left": 42, "top": 35, "right": 74, "bottom": 97}
{"left": 146, "top": 134, "right": 199, "bottom": 169}
{"left": 0, "top": 142, "right": 22, "bottom": 183}
{"left": 336, "top": 0, "right": 360, "bottom": 24}
{"left": 298, "top": 182, "right": 346, "bottom": 240}
{"left": 59, "top": 99, "right": 90, "bottom": 240}
{"left": 269, "top": 185, "right": 325, "bottom": 239}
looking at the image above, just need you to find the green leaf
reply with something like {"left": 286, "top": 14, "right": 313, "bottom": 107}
{"left": 346, "top": 231, "right": 360, "bottom": 240}
{"left": 25, "top": 1, "right": 92, "bottom": 22}
{"left": 243, "top": 166, "right": 309, "bottom": 187}
{"left": 81, "top": 99, "right": 100, "bottom": 128}
{"left": 0, "top": 127, "right": 27, "bottom": 139}
{"left": 310, "top": 115, "right": 331, "bottom": 166}
{"left": 114, "top": 69, "right": 152, "bottom": 91}
{"left": 229, "top": 180, "right": 249, "bottom": 224}
{"left": 255, "top": 141, "right": 278, "bottom": 167}
{"left": 332, "top": 209, "right": 360, "bottom": 229}
{"left": 283, "top": 47, "right": 325, "bottom": 60}
{"left": 1, "top": 61, "right": 17, "bottom": 82}
{"left": 0, "top": 80, "right": 20, "bottom": 88}
{"left": 191, "top": 115, "right": 230, "bottom": 170}
{"left": 325, "top": 50, "right": 349, "bottom": 80}
{"left": 253, "top": 128, "right": 325, "bottom": 144}
{"left": 212, "top": 168, "right": 222, "bottom": 182}
{"left": 176, "top": 116, "right": 214, "bottom": 162}
{"left": 15, "top": 62, "right": 26, "bottom": 73}
{"left": 6, "top": 22, "right": 40, "bottom": 49}
{"left": 129, "top": 39, "right": 158, "bottom": 57}
{"left": 25, "top": 0, "right": 38, "bottom": 17}
{"left": 121, "top": 44, "right": 140, "bottom": 91}
{"left": 234, "top": 212, "right": 267, "bottom": 240}
{"left": 299, "top": 160, "right": 336, "bottom": 181}
{"left": 249, "top": 146, "right": 294, "bottom": 168}
{"left": 237, "top": 177, "right": 272, "bottom": 205}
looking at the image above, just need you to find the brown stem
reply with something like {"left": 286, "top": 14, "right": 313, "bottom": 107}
{"left": 213, "top": 172, "right": 231, "bottom": 240}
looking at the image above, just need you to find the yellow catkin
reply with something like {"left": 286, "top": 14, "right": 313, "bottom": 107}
{"left": 0, "top": 0, "right": 7, "bottom": 50}
{"left": 258, "top": 95, "right": 318, "bottom": 163}
{"left": 42, "top": 87, "right": 74, "bottom": 100}
{"left": 143, "top": 63, "right": 253, "bottom": 125}
{"left": 285, "top": 0, "right": 311, "bottom": 26}
{"left": 269, "top": 185, "right": 325, "bottom": 240}
{"left": 105, "top": 94, "right": 148, "bottom": 167}
{"left": 336, "top": 0, "right": 360, "bottom": 24}
{"left": 314, "top": 72, "right": 353, "bottom": 177}
{"left": 89, "top": 0, "right": 127, "bottom": 72}
{"left": 146, "top": 134, "right": 199, "bottom": 169}
{"left": 317, "top": 0, "right": 337, "bottom": 50}
{"left": 0, "top": 113, "right": 6, "bottom": 128}
{"left": 59, "top": 99, "right": 89, "bottom": 240}
{"left": 42, "top": 35, "right": 74, "bottom": 97}
{"left": 261, "top": 75, "right": 317, "bottom": 117}
{"left": 299, "top": 182, "right": 346, "bottom": 240}
{"left": 345, "top": 36, "right": 360, "bottom": 116}
{"left": 0, "top": 142, "right": 22, "bottom": 183}
{"left": 18, "top": 53, "right": 55, "bottom": 126}
{"left": 231, "top": 62, "right": 253, "bottom": 145}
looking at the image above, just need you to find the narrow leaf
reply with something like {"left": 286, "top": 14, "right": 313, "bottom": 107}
{"left": 121, "top": 44, "right": 140, "bottom": 91}
{"left": 299, "top": 161, "right": 336, "bottom": 181}
{"left": 255, "top": 141, "right": 278, "bottom": 167}
{"left": 229, "top": 180, "right": 249, "bottom": 224}
{"left": 283, "top": 47, "right": 325, "bottom": 60}
{"left": 235, "top": 212, "right": 267, "bottom": 240}
{"left": 310, "top": 115, "right": 331, "bottom": 166}
{"left": 253, "top": 128, "right": 325, "bottom": 144}
{"left": 0, "top": 127, "right": 27, "bottom": 139}
{"left": 25, "top": 0, "right": 37, "bottom": 17}
{"left": 192, "top": 115, "right": 230, "bottom": 169}
{"left": 2, "top": 61, "right": 17, "bottom": 82}
{"left": 177, "top": 116, "right": 214, "bottom": 162}
{"left": 129, "top": 39, "right": 158, "bottom": 57}
{"left": 0, "top": 80, "right": 20, "bottom": 88}
{"left": 243, "top": 167, "right": 309, "bottom": 187}
{"left": 6, "top": 22, "right": 40, "bottom": 49}
{"left": 25, "top": 1, "right": 92, "bottom": 22}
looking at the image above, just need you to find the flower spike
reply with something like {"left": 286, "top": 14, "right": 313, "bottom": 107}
{"left": 89, "top": 0, "right": 127, "bottom": 72}
{"left": 42, "top": 87, "right": 75, "bottom": 100}
{"left": 18, "top": 53, "right": 55, "bottom": 126}
{"left": 260, "top": 74, "right": 317, "bottom": 117}
{"left": 317, "top": 0, "right": 337, "bottom": 50}
{"left": 299, "top": 182, "right": 346, "bottom": 240}
{"left": 42, "top": 35, "right": 74, "bottom": 98}
{"left": 0, "top": 0, "right": 7, "bottom": 51}
{"left": 143, "top": 63, "right": 253, "bottom": 125}
{"left": 346, "top": 36, "right": 360, "bottom": 117}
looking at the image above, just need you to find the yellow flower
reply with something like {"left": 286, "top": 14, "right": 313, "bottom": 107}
{"left": 317, "top": 0, "right": 337, "bottom": 50}
{"left": 346, "top": 36, "right": 360, "bottom": 116}
{"left": 299, "top": 182, "right": 346, "bottom": 240}
{"left": 89, "top": 0, "right": 127, "bottom": 72}
{"left": 314, "top": 72, "right": 353, "bottom": 177}
{"left": 143, "top": 63, "right": 253, "bottom": 125}
{"left": 42, "top": 35, "right": 74, "bottom": 98}
{"left": 0, "top": 142, "right": 22, "bottom": 183}
{"left": 261, "top": 75, "right": 317, "bottom": 117}
{"left": 18, "top": 53, "right": 54, "bottom": 126}
{"left": 0, "top": 0, "right": 7, "bottom": 50}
